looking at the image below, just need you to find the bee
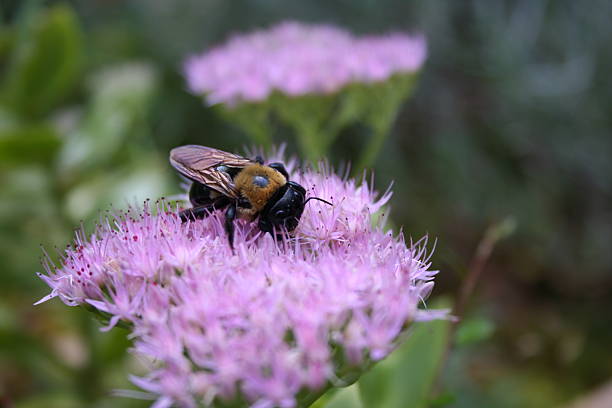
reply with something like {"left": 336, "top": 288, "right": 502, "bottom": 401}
{"left": 170, "top": 145, "right": 332, "bottom": 250}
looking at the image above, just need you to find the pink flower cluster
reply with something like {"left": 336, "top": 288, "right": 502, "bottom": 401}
{"left": 36, "top": 156, "right": 443, "bottom": 408}
{"left": 185, "top": 21, "right": 426, "bottom": 105}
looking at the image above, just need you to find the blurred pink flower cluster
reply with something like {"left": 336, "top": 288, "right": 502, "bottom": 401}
{"left": 185, "top": 21, "right": 426, "bottom": 105}
{"left": 36, "top": 155, "right": 443, "bottom": 408}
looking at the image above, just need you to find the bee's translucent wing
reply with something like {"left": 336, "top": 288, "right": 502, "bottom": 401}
{"left": 170, "top": 145, "right": 254, "bottom": 199}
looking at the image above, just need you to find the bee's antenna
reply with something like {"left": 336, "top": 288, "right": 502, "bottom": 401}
{"left": 304, "top": 197, "right": 333, "bottom": 206}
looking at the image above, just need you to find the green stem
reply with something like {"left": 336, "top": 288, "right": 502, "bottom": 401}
{"left": 352, "top": 74, "right": 418, "bottom": 175}
{"left": 295, "top": 123, "right": 327, "bottom": 163}
{"left": 223, "top": 103, "right": 273, "bottom": 148}
{"left": 296, "top": 383, "right": 334, "bottom": 408}
{"left": 431, "top": 218, "right": 515, "bottom": 395}
{"left": 353, "top": 121, "right": 392, "bottom": 176}
{"left": 246, "top": 123, "right": 272, "bottom": 148}
{"left": 74, "top": 309, "right": 104, "bottom": 401}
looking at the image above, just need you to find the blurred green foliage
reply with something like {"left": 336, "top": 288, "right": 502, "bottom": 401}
{"left": 1, "top": 4, "right": 82, "bottom": 118}
{"left": 1, "top": 0, "right": 611, "bottom": 407}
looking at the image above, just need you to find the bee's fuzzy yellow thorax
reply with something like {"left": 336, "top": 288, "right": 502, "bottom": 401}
{"left": 234, "top": 164, "right": 287, "bottom": 212}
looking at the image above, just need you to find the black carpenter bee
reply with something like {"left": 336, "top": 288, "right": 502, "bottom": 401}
{"left": 170, "top": 145, "right": 332, "bottom": 250}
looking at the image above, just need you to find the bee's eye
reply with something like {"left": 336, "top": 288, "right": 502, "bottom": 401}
{"left": 275, "top": 209, "right": 288, "bottom": 218}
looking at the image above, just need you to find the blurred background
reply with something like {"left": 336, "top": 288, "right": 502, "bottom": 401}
{"left": 1, "top": 1, "right": 611, "bottom": 407}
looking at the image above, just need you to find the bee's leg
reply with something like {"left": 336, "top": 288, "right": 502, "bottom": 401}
{"left": 255, "top": 155, "right": 265, "bottom": 165}
{"left": 179, "top": 197, "right": 229, "bottom": 222}
{"left": 269, "top": 226, "right": 291, "bottom": 252}
{"left": 180, "top": 206, "right": 213, "bottom": 222}
{"left": 268, "top": 162, "right": 289, "bottom": 180}
{"left": 224, "top": 203, "right": 237, "bottom": 252}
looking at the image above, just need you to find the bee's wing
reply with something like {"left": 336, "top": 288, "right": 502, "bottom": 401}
{"left": 170, "top": 145, "right": 254, "bottom": 199}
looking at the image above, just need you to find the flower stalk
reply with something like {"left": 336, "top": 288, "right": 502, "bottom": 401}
{"left": 185, "top": 22, "right": 426, "bottom": 170}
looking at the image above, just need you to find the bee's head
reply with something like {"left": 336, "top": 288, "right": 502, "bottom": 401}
{"left": 259, "top": 181, "right": 306, "bottom": 234}
{"left": 259, "top": 181, "right": 333, "bottom": 237}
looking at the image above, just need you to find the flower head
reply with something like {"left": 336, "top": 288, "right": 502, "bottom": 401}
{"left": 185, "top": 21, "right": 426, "bottom": 105}
{"left": 36, "top": 153, "right": 444, "bottom": 407}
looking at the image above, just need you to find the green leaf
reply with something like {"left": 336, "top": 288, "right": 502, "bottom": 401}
{"left": 428, "top": 391, "right": 456, "bottom": 407}
{"left": 1, "top": 4, "right": 83, "bottom": 118}
{"left": 358, "top": 303, "right": 451, "bottom": 408}
{"left": 0, "top": 25, "right": 14, "bottom": 63}
{"left": 0, "top": 123, "right": 61, "bottom": 166}
{"left": 324, "top": 385, "right": 364, "bottom": 408}
{"left": 13, "top": 392, "right": 81, "bottom": 408}
{"left": 455, "top": 316, "right": 495, "bottom": 346}
{"left": 63, "top": 158, "right": 170, "bottom": 221}
{"left": 57, "top": 62, "right": 158, "bottom": 176}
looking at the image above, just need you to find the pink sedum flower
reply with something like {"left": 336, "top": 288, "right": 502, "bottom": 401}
{"left": 185, "top": 21, "right": 426, "bottom": 105}
{"left": 36, "top": 153, "right": 444, "bottom": 408}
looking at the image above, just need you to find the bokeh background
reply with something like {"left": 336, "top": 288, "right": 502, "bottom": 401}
{"left": 1, "top": 1, "right": 611, "bottom": 407}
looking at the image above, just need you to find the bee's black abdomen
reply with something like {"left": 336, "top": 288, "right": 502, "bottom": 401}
{"left": 189, "top": 182, "right": 216, "bottom": 207}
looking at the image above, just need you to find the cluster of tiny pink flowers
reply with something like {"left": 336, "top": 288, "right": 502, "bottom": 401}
{"left": 184, "top": 21, "right": 426, "bottom": 105}
{"left": 36, "top": 155, "right": 443, "bottom": 408}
